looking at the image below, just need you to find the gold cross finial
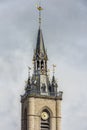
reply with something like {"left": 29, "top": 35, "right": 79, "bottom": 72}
{"left": 36, "top": 0, "right": 43, "bottom": 28}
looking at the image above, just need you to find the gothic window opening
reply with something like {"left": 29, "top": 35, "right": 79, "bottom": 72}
{"left": 24, "top": 109, "right": 27, "bottom": 130}
{"left": 41, "top": 109, "right": 50, "bottom": 130}
{"left": 41, "top": 60, "right": 44, "bottom": 69}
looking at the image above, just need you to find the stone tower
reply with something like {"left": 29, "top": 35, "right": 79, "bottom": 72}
{"left": 21, "top": 4, "right": 63, "bottom": 130}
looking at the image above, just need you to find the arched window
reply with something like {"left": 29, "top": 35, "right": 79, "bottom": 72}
{"left": 41, "top": 109, "right": 50, "bottom": 130}
{"left": 37, "top": 60, "right": 40, "bottom": 70}
{"left": 41, "top": 60, "right": 44, "bottom": 69}
{"left": 24, "top": 109, "right": 27, "bottom": 130}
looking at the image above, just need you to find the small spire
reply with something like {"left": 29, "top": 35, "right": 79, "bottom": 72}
{"left": 27, "top": 66, "right": 31, "bottom": 85}
{"left": 52, "top": 64, "right": 56, "bottom": 76}
{"left": 28, "top": 66, "right": 31, "bottom": 78}
{"left": 36, "top": 0, "right": 43, "bottom": 28}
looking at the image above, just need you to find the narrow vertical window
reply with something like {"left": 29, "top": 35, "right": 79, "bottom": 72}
{"left": 24, "top": 109, "right": 27, "bottom": 130}
{"left": 41, "top": 60, "right": 44, "bottom": 69}
{"left": 37, "top": 61, "right": 40, "bottom": 70}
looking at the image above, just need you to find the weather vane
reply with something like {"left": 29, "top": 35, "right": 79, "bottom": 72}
{"left": 36, "top": 0, "right": 43, "bottom": 28}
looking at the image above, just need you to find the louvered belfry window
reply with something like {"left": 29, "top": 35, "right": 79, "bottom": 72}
{"left": 41, "top": 110, "right": 50, "bottom": 130}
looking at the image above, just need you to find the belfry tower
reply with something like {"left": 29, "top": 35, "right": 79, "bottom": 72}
{"left": 21, "top": 2, "right": 63, "bottom": 130}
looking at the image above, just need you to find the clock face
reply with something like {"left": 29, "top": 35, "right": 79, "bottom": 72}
{"left": 41, "top": 112, "right": 49, "bottom": 120}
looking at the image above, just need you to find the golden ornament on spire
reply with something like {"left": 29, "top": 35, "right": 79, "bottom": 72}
{"left": 36, "top": 0, "right": 43, "bottom": 28}
{"left": 37, "top": 6, "right": 43, "bottom": 11}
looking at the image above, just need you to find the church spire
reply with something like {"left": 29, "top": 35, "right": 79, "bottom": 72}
{"left": 21, "top": 3, "right": 63, "bottom": 130}
{"left": 35, "top": 2, "right": 47, "bottom": 58}
{"left": 22, "top": 1, "right": 63, "bottom": 98}
{"left": 33, "top": 2, "right": 48, "bottom": 76}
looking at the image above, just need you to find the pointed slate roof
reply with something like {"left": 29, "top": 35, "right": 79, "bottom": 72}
{"left": 36, "top": 28, "right": 46, "bottom": 55}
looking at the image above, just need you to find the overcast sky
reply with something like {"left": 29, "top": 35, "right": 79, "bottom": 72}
{"left": 0, "top": 0, "right": 87, "bottom": 130}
